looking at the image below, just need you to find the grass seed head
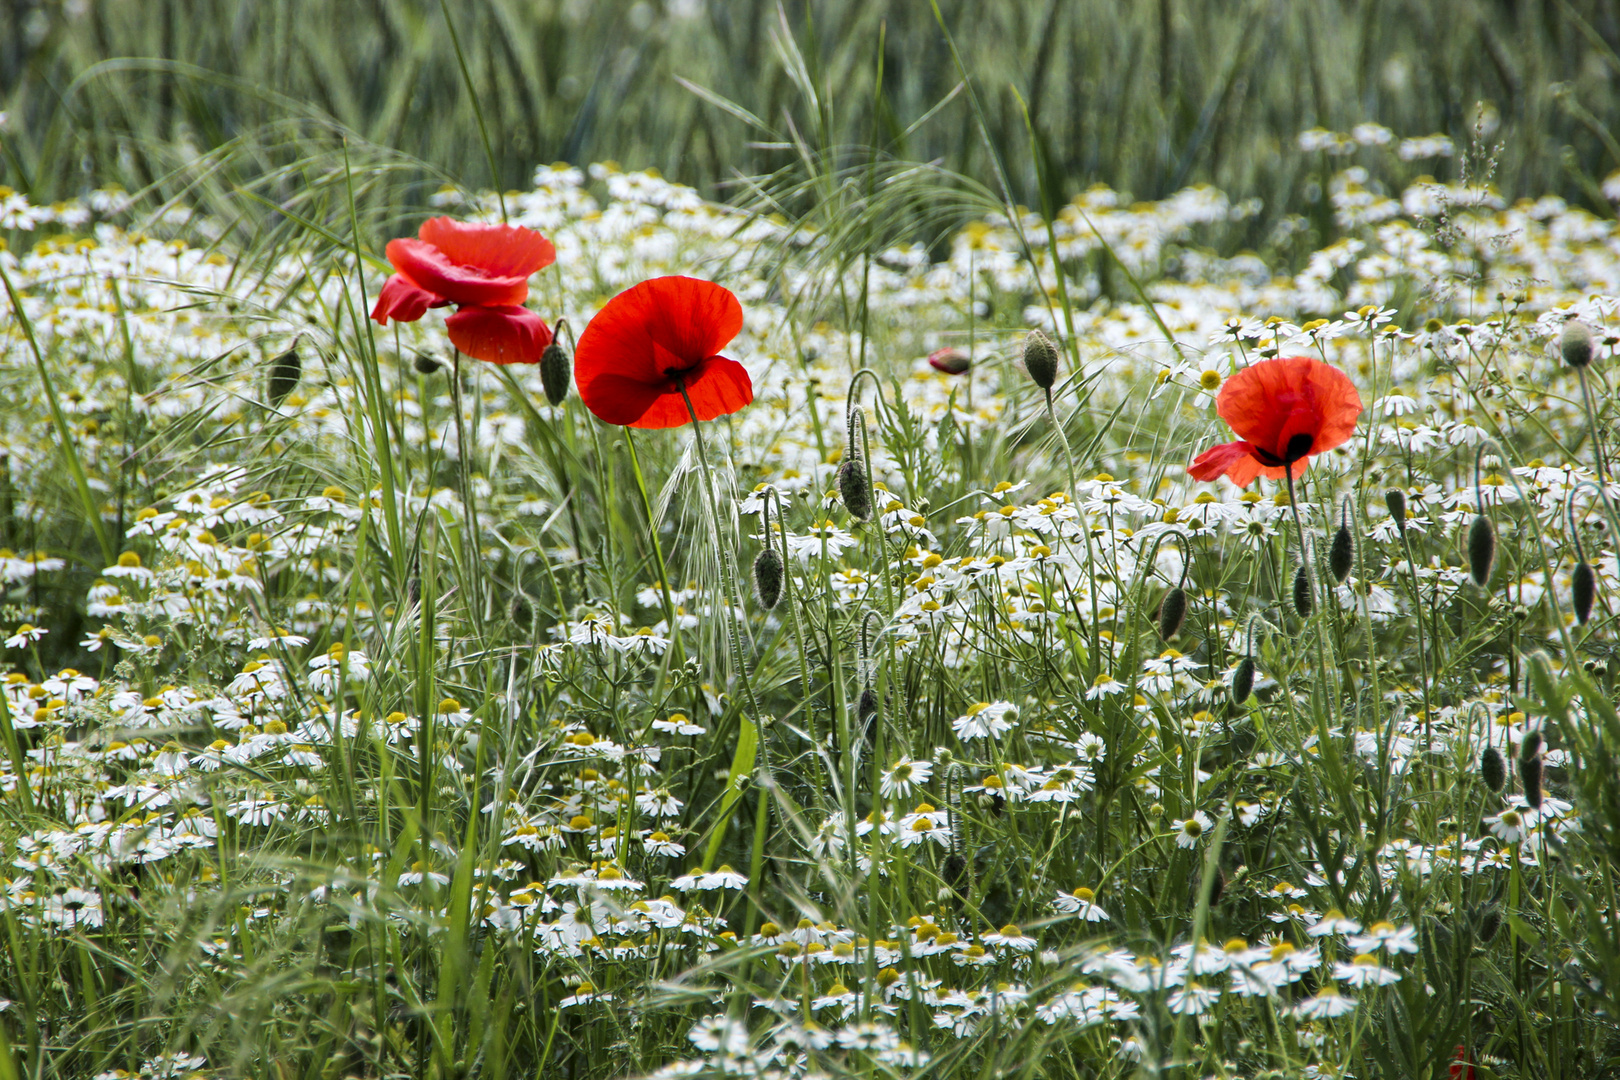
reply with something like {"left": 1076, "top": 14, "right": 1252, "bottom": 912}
{"left": 1481, "top": 745, "right": 1505, "bottom": 792}
{"left": 1158, "top": 587, "right": 1188, "bottom": 639}
{"left": 1022, "top": 329, "right": 1060, "bottom": 390}
{"left": 540, "top": 340, "right": 572, "bottom": 406}
{"left": 839, "top": 457, "right": 873, "bottom": 521}
{"left": 752, "top": 547, "right": 784, "bottom": 610}
{"left": 1467, "top": 514, "right": 1496, "bottom": 588}
{"left": 1561, "top": 318, "right": 1595, "bottom": 369}
{"left": 1573, "top": 560, "right": 1596, "bottom": 625}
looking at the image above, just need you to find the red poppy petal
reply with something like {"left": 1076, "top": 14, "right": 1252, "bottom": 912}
{"left": 1216, "top": 356, "right": 1362, "bottom": 461}
{"left": 370, "top": 273, "right": 441, "bottom": 325}
{"left": 640, "top": 276, "right": 743, "bottom": 368}
{"left": 1188, "top": 440, "right": 1263, "bottom": 486}
{"left": 386, "top": 238, "right": 531, "bottom": 309}
{"left": 418, "top": 217, "right": 556, "bottom": 278}
{"left": 445, "top": 305, "right": 552, "bottom": 365}
{"left": 577, "top": 372, "right": 672, "bottom": 427}
{"left": 626, "top": 356, "right": 753, "bottom": 430}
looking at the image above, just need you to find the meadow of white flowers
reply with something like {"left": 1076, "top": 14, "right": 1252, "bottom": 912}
{"left": 1, "top": 131, "right": 1619, "bottom": 1078}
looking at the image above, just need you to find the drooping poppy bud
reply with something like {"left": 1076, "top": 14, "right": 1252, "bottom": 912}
{"left": 1477, "top": 904, "right": 1502, "bottom": 943}
{"left": 839, "top": 457, "right": 873, "bottom": 521}
{"left": 413, "top": 353, "right": 444, "bottom": 375}
{"left": 1231, "top": 655, "right": 1256, "bottom": 705}
{"left": 1292, "top": 565, "right": 1314, "bottom": 618}
{"left": 1573, "top": 560, "right": 1596, "bottom": 625}
{"left": 540, "top": 340, "right": 572, "bottom": 406}
{"left": 1158, "top": 587, "right": 1188, "bottom": 640}
{"left": 1329, "top": 511, "right": 1355, "bottom": 584}
{"left": 1521, "top": 753, "right": 1544, "bottom": 810}
{"left": 928, "top": 346, "right": 972, "bottom": 375}
{"left": 1480, "top": 745, "right": 1505, "bottom": 792}
{"left": 752, "top": 546, "right": 784, "bottom": 610}
{"left": 1384, "top": 489, "right": 1408, "bottom": 534}
{"left": 1561, "top": 319, "right": 1595, "bottom": 369}
{"left": 1468, "top": 514, "right": 1496, "bottom": 587}
{"left": 1023, "top": 329, "right": 1060, "bottom": 391}
{"left": 942, "top": 851, "right": 969, "bottom": 905}
{"left": 267, "top": 343, "right": 301, "bottom": 406}
{"left": 857, "top": 686, "right": 880, "bottom": 748}
{"left": 1521, "top": 729, "right": 1543, "bottom": 762}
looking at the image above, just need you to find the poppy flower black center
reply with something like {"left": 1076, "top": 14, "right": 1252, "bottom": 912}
{"left": 1252, "top": 432, "right": 1316, "bottom": 468}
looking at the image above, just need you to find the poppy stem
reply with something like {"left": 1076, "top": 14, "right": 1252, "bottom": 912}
{"left": 674, "top": 381, "right": 763, "bottom": 726}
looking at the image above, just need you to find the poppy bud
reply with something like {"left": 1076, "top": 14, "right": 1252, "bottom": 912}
{"left": 928, "top": 346, "right": 972, "bottom": 375}
{"left": 857, "top": 686, "right": 880, "bottom": 748}
{"left": 1520, "top": 753, "right": 1544, "bottom": 810}
{"left": 839, "top": 457, "right": 873, "bottom": 521}
{"left": 540, "top": 340, "right": 572, "bottom": 406}
{"left": 752, "top": 547, "right": 784, "bottom": 610}
{"left": 1561, "top": 319, "right": 1595, "bottom": 369}
{"left": 1292, "top": 565, "right": 1314, "bottom": 618}
{"left": 1520, "top": 729, "right": 1543, "bottom": 763}
{"left": 1480, "top": 745, "right": 1505, "bottom": 792}
{"left": 1158, "top": 587, "right": 1188, "bottom": 640}
{"left": 1573, "top": 560, "right": 1596, "bottom": 625}
{"left": 943, "top": 851, "right": 969, "bottom": 904}
{"left": 1477, "top": 904, "right": 1502, "bottom": 944}
{"left": 1023, "top": 329, "right": 1060, "bottom": 391}
{"left": 413, "top": 353, "right": 444, "bottom": 375}
{"left": 267, "top": 344, "right": 301, "bottom": 406}
{"left": 1384, "top": 489, "right": 1408, "bottom": 534}
{"left": 1467, "top": 514, "right": 1496, "bottom": 588}
{"left": 1230, "top": 655, "right": 1256, "bottom": 705}
{"left": 511, "top": 594, "right": 532, "bottom": 627}
{"left": 1329, "top": 521, "right": 1355, "bottom": 583}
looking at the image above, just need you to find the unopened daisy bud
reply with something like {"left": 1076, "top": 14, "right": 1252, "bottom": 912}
{"left": 1292, "top": 565, "right": 1314, "bottom": 618}
{"left": 1329, "top": 519, "right": 1354, "bottom": 583}
{"left": 1477, "top": 904, "right": 1502, "bottom": 943}
{"left": 1467, "top": 514, "right": 1496, "bottom": 588}
{"left": 1480, "top": 746, "right": 1505, "bottom": 792}
{"left": 1520, "top": 753, "right": 1544, "bottom": 810}
{"left": 752, "top": 547, "right": 784, "bottom": 610}
{"left": 1023, "top": 329, "right": 1060, "bottom": 391}
{"left": 1158, "top": 587, "right": 1188, "bottom": 640}
{"left": 1384, "top": 489, "right": 1408, "bottom": 533}
{"left": 1573, "top": 560, "right": 1596, "bottom": 625}
{"left": 1561, "top": 319, "right": 1595, "bottom": 369}
{"left": 839, "top": 457, "right": 873, "bottom": 521}
{"left": 1231, "top": 656, "right": 1255, "bottom": 705}
{"left": 413, "top": 353, "right": 444, "bottom": 375}
{"left": 267, "top": 343, "right": 301, "bottom": 406}
{"left": 540, "top": 340, "right": 572, "bottom": 406}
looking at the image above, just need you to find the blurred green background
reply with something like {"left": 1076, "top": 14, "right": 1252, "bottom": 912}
{"left": 2, "top": 0, "right": 1618, "bottom": 237}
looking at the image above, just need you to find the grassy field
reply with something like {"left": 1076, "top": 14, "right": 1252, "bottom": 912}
{"left": 3, "top": 4, "right": 1620, "bottom": 1080}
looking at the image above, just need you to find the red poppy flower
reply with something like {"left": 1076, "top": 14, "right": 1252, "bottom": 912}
{"left": 370, "top": 217, "right": 556, "bottom": 365}
{"left": 1187, "top": 355, "right": 1362, "bottom": 487}
{"left": 574, "top": 276, "right": 753, "bottom": 429}
{"left": 1449, "top": 1046, "right": 1474, "bottom": 1080}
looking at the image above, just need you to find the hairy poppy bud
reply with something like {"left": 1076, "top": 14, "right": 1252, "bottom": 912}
{"left": 1480, "top": 745, "right": 1505, "bottom": 792}
{"left": 752, "top": 547, "right": 784, "bottom": 610}
{"left": 1520, "top": 753, "right": 1544, "bottom": 810}
{"left": 1292, "top": 565, "right": 1314, "bottom": 618}
{"left": 928, "top": 346, "right": 972, "bottom": 375}
{"left": 413, "top": 353, "right": 444, "bottom": 375}
{"left": 1561, "top": 319, "right": 1595, "bottom": 369}
{"left": 1158, "top": 587, "right": 1188, "bottom": 640}
{"left": 839, "top": 457, "right": 873, "bottom": 521}
{"left": 1384, "top": 489, "right": 1408, "bottom": 534}
{"left": 1329, "top": 521, "right": 1355, "bottom": 583}
{"left": 511, "top": 594, "right": 532, "bottom": 627}
{"left": 943, "top": 851, "right": 969, "bottom": 904}
{"left": 1477, "top": 904, "right": 1502, "bottom": 944}
{"left": 1573, "top": 560, "right": 1596, "bottom": 625}
{"left": 1230, "top": 655, "right": 1255, "bottom": 705}
{"left": 1023, "top": 329, "right": 1060, "bottom": 391}
{"left": 1468, "top": 514, "right": 1496, "bottom": 588}
{"left": 540, "top": 340, "right": 572, "bottom": 406}
{"left": 1520, "top": 729, "right": 1543, "bottom": 763}
{"left": 857, "top": 686, "right": 880, "bottom": 748}
{"left": 267, "top": 344, "right": 301, "bottom": 406}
